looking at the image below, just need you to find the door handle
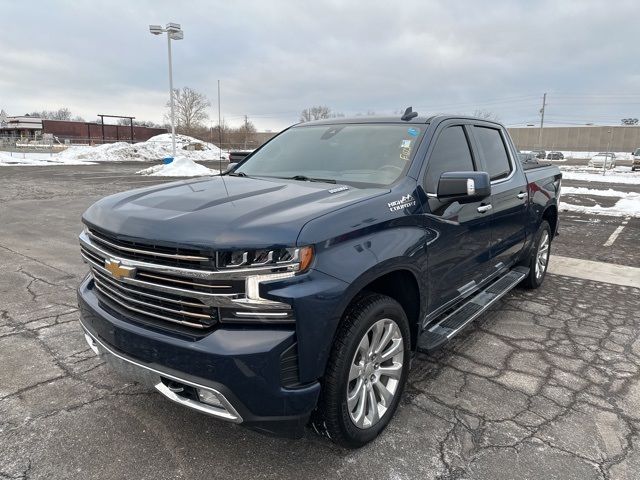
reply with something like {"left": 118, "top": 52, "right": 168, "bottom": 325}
{"left": 477, "top": 204, "right": 492, "bottom": 213}
{"left": 517, "top": 192, "right": 527, "bottom": 200}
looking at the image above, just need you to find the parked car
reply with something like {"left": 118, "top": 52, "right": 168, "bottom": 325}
{"left": 588, "top": 153, "right": 616, "bottom": 168}
{"left": 531, "top": 150, "right": 546, "bottom": 159}
{"left": 632, "top": 148, "right": 640, "bottom": 171}
{"left": 228, "top": 150, "right": 253, "bottom": 163}
{"left": 518, "top": 152, "right": 539, "bottom": 165}
{"left": 77, "top": 114, "right": 561, "bottom": 448}
{"left": 546, "top": 151, "right": 564, "bottom": 160}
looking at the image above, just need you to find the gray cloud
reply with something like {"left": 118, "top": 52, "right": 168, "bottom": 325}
{"left": 1, "top": 0, "right": 638, "bottom": 130}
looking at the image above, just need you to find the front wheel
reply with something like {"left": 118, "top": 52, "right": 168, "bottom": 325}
{"left": 311, "top": 293, "right": 411, "bottom": 448}
{"left": 521, "top": 220, "right": 551, "bottom": 289}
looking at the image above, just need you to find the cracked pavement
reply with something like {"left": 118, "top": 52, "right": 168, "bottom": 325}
{"left": 1, "top": 163, "right": 639, "bottom": 479}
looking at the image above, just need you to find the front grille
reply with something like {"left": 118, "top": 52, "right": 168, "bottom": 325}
{"left": 87, "top": 227, "right": 215, "bottom": 270}
{"left": 79, "top": 228, "right": 293, "bottom": 332}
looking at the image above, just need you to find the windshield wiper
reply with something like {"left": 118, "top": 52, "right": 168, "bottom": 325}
{"left": 284, "top": 175, "right": 337, "bottom": 184}
{"left": 227, "top": 171, "right": 247, "bottom": 177}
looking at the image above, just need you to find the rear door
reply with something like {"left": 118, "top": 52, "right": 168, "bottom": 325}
{"left": 419, "top": 122, "right": 493, "bottom": 314}
{"left": 470, "top": 124, "right": 528, "bottom": 271}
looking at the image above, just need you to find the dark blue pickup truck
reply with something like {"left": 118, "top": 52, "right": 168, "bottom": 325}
{"left": 77, "top": 113, "right": 561, "bottom": 447}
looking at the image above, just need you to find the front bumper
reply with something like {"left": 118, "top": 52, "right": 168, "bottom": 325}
{"left": 78, "top": 275, "right": 320, "bottom": 438}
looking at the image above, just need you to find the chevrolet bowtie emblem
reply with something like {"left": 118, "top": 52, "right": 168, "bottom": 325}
{"left": 104, "top": 259, "right": 136, "bottom": 280}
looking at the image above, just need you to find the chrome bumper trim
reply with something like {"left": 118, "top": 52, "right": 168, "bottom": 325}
{"left": 81, "top": 322, "right": 243, "bottom": 423}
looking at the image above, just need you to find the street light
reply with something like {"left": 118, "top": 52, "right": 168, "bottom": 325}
{"left": 149, "top": 22, "right": 184, "bottom": 158}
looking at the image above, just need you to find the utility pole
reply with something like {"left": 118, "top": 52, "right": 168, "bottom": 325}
{"left": 217, "top": 79, "right": 222, "bottom": 171}
{"left": 538, "top": 92, "right": 547, "bottom": 151}
{"left": 243, "top": 115, "right": 249, "bottom": 149}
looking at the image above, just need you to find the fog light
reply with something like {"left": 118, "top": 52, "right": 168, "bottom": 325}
{"left": 197, "top": 388, "right": 224, "bottom": 408}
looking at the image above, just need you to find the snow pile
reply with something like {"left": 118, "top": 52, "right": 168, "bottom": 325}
{"left": 0, "top": 151, "right": 95, "bottom": 166}
{"left": 57, "top": 133, "right": 224, "bottom": 162}
{"left": 137, "top": 156, "right": 218, "bottom": 177}
{"left": 560, "top": 186, "right": 640, "bottom": 218}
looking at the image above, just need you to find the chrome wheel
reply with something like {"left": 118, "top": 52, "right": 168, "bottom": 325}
{"left": 346, "top": 318, "right": 404, "bottom": 429}
{"left": 535, "top": 231, "right": 549, "bottom": 280}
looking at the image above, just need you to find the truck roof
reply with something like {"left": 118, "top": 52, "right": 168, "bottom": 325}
{"left": 295, "top": 114, "right": 504, "bottom": 128}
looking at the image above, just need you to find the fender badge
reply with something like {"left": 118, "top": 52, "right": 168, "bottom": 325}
{"left": 328, "top": 186, "right": 349, "bottom": 194}
{"left": 388, "top": 194, "right": 416, "bottom": 212}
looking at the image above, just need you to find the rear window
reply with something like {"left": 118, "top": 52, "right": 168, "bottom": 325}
{"left": 634, "top": 149, "right": 640, "bottom": 156}
{"left": 474, "top": 126, "right": 512, "bottom": 181}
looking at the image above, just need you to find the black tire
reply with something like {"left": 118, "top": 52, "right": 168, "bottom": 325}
{"left": 311, "top": 293, "right": 411, "bottom": 448}
{"left": 521, "top": 220, "right": 551, "bottom": 289}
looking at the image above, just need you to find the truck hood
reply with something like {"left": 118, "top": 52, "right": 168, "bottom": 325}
{"left": 82, "top": 175, "right": 388, "bottom": 249}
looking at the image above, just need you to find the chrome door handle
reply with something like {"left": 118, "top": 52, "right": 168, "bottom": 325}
{"left": 477, "top": 204, "right": 492, "bottom": 213}
{"left": 517, "top": 192, "right": 527, "bottom": 199}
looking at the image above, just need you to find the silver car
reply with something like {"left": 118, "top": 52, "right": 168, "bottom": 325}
{"left": 588, "top": 153, "right": 616, "bottom": 169}
{"left": 632, "top": 148, "right": 640, "bottom": 171}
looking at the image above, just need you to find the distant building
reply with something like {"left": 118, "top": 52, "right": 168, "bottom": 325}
{"left": 0, "top": 114, "right": 166, "bottom": 144}
{"left": 508, "top": 125, "right": 640, "bottom": 152}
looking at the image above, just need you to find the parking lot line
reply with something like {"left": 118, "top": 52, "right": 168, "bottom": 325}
{"left": 603, "top": 217, "right": 631, "bottom": 247}
{"left": 548, "top": 255, "right": 640, "bottom": 288}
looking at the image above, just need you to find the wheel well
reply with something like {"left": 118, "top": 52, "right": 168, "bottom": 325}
{"left": 360, "top": 270, "right": 421, "bottom": 350}
{"left": 543, "top": 205, "right": 558, "bottom": 239}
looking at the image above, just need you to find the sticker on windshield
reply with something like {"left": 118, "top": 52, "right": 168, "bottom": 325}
{"left": 399, "top": 140, "right": 412, "bottom": 161}
{"left": 407, "top": 127, "right": 419, "bottom": 137}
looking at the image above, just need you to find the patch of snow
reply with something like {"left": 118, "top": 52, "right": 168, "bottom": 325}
{"left": 0, "top": 151, "right": 95, "bottom": 166}
{"left": 560, "top": 166, "right": 640, "bottom": 185}
{"left": 561, "top": 186, "right": 638, "bottom": 198}
{"left": 136, "top": 156, "right": 218, "bottom": 177}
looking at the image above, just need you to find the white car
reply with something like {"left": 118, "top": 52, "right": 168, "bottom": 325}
{"left": 588, "top": 153, "right": 616, "bottom": 169}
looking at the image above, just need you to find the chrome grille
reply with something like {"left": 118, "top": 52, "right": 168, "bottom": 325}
{"left": 78, "top": 229, "right": 291, "bottom": 331}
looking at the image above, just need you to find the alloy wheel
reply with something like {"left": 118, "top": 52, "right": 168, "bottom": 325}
{"left": 346, "top": 318, "right": 404, "bottom": 429}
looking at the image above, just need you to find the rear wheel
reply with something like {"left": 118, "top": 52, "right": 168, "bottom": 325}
{"left": 521, "top": 220, "right": 551, "bottom": 289}
{"left": 311, "top": 293, "right": 410, "bottom": 448}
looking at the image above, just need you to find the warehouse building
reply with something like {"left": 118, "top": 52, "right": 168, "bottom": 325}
{"left": 508, "top": 125, "right": 640, "bottom": 153}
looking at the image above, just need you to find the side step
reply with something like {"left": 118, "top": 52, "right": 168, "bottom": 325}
{"left": 417, "top": 266, "right": 529, "bottom": 352}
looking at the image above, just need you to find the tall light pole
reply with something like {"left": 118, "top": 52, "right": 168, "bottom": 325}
{"left": 149, "top": 23, "right": 183, "bottom": 158}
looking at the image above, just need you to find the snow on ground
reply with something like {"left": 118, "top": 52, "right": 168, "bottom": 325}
{"left": 0, "top": 151, "right": 95, "bottom": 166}
{"left": 136, "top": 156, "right": 219, "bottom": 177}
{"left": 1, "top": 134, "right": 224, "bottom": 166}
{"left": 559, "top": 165, "right": 640, "bottom": 185}
{"left": 57, "top": 134, "right": 223, "bottom": 162}
{"left": 560, "top": 185, "right": 640, "bottom": 218}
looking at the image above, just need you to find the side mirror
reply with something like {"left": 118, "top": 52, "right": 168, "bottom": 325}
{"left": 223, "top": 162, "right": 238, "bottom": 173}
{"left": 437, "top": 171, "right": 491, "bottom": 203}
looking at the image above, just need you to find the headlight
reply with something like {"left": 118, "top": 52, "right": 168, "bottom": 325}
{"left": 217, "top": 246, "right": 314, "bottom": 272}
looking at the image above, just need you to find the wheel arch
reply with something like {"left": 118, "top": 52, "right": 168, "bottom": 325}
{"left": 332, "top": 263, "right": 425, "bottom": 353}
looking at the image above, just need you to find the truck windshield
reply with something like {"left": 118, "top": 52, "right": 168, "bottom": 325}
{"left": 234, "top": 124, "right": 425, "bottom": 187}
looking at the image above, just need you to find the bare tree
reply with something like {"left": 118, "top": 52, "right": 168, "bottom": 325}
{"left": 28, "top": 108, "right": 74, "bottom": 121}
{"left": 299, "top": 106, "right": 332, "bottom": 122}
{"left": 473, "top": 109, "right": 500, "bottom": 121}
{"left": 621, "top": 118, "right": 638, "bottom": 125}
{"left": 166, "top": 87, "right": 211, "bottom": 134}
{"left": 117, "top": 118, "right": 161, "bottom": 128}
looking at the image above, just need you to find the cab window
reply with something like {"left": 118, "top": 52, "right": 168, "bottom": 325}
{"left": 474, "top": 126, "right": 512, "bottom": 181}
{"left": 424, "top": 125, "right": 475, "bottom": 193}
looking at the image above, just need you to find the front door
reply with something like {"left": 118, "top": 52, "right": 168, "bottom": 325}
{"left": 419, "top": 123, "right": 494, "bottom": 315}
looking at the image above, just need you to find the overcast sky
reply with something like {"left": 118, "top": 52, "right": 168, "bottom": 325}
{"left": 1, "top": 0, "right": 638, "bottom": 131}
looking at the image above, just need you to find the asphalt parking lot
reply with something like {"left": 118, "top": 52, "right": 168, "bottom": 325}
{"left": 1, "top": 163, "right": 639, "bottom": 480}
